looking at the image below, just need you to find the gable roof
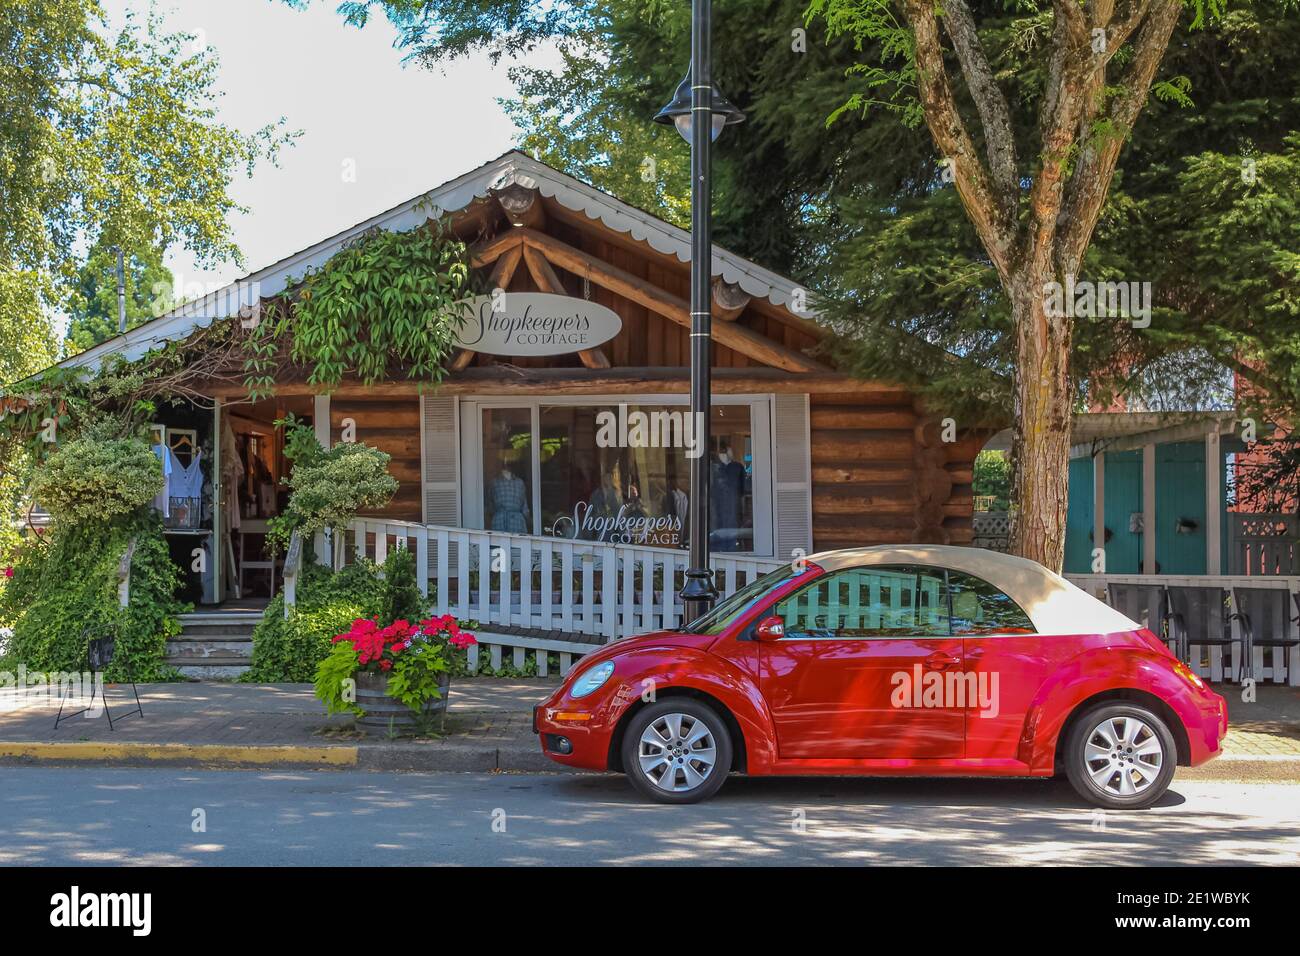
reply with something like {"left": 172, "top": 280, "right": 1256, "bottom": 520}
{"left": 56, "top": 150, "right": 818, "bottom": 373}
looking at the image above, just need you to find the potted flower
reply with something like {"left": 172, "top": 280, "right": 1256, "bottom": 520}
{"left": 315, "top": 613, "right": 476, "bottom": 733}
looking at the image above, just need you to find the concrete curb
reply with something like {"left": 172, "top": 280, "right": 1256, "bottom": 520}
{"left": 1, "top": 739, "right": 1294, "bottom": 780}
{"left": 0, "top": 739, "right": 570, "bottom": 773}
{"left": 1179, "top": 757, "right": 1300, "bottom": 782}
{"left": 0, "top": 741, "right": 358, "bottom": 767}
{"left": 356, "top": 744, "right": 565, "bottom": 773}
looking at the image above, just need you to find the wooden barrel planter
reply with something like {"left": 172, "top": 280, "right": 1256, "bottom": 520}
{"left": 354, "top": 671, "right": 451, "bottom": 734}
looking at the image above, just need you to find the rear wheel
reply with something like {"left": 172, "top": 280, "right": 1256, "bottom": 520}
{"left": 1064, "top": 703, "right": 1176, "bottom": 809}
{"left": 622, "top": 699, "right": 733, "bottom": 804}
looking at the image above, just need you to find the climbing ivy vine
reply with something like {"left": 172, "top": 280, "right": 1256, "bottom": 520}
{"left": 244, "top": 220, "right": 479, "bottom": 398}
{"left": 1, "top": 217, "right": 478, "bottom": 455}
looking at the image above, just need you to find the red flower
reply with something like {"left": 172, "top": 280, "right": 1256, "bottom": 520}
{"left": 3, "top": 566, "right": 12, "bottom": 579}
{"left": 379, "top": 659, "right": 392, "bottom": 671}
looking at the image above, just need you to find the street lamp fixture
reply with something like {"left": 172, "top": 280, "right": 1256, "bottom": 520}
{"left": 653, "top": 73, "right": 745, "bottom": 145}
{"left": 654, "top": 0, "right": 745, "bottom": 619}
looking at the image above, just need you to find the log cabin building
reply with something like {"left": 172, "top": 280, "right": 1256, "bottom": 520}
{"left": 54, "top": 152, "right": 986, "bottom": 663}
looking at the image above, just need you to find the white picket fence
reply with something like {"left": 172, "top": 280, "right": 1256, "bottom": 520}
{"left": 1067, "top": 573, "right": 1300, "bottom": 686}
{"left": 335, "top": 519, "right": 783, "bottom": 675}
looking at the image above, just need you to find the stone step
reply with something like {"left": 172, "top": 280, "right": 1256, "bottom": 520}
{"left": 175, "top": 623, "right": 259, "bottom": 639}
{"left": 172, "top": 662, "right": 249, "bottom": 680}
{"left": 176, "top": 611, "right": 261, "bottom": 639}
{"left": 168, "top": 611, "right": 259, "bottom": 680}
{"left": 165, "top": 639, "right": 252, "bottom": 662}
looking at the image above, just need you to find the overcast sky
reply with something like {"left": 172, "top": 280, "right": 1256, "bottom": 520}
{"left": 102, "top": 0, "right": 540, "bottom": 297}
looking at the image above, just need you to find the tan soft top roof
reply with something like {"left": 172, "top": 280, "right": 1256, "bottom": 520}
{"left": 805, "top": 546, "right": 1140, "bottom": 636}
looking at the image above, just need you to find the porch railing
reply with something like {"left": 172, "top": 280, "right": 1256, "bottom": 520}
{"left": 1066, "top": 573, "right": 1300, "bottom": 686}
{"left": 334, "top": 519, "right": 784, "bottom": 674}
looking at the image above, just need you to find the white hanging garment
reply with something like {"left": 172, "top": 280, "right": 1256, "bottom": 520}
{"left": 151, "top": 444, "right": 173, "bottom": 517}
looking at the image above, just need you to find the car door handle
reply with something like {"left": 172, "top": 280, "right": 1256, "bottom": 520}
{"left": 924, "top": 652, "right": 961, "bottom": 670}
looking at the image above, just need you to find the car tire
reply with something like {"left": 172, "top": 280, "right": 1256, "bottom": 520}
{"left": 622, "top": 699, "right": 733, "bottom": 804}
{"left": 1064, "top": 702, "right": 1177, "bottom": 810}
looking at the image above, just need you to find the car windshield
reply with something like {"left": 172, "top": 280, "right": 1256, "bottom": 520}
{"left": 680, "top": 564, "right": 807, "bottom": 635}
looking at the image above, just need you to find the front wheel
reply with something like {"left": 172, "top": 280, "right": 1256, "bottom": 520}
{"left": 1064, "top": 703, "right": 1177, "bottom": 810}
{"left": 622, "top": 699, "right": 733, "bottom": 804}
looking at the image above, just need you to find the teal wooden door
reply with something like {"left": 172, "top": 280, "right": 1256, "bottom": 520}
{"left": 1064, "top": 457, "right": 1094, "bottom": 573}
{"left": 1156, "top": 441, "right": 1206, "bottom": 574}
{"left": 1103, "top": 450, "right": 1143, "bottom": 573}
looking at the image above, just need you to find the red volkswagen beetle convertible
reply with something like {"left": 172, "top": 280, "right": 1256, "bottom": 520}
{"left": 535, "top": 547, "right": 1227, "bottom": 808}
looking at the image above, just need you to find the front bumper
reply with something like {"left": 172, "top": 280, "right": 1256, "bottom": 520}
{"left": 533, "top": 685, "right": 633, "bottom": 771}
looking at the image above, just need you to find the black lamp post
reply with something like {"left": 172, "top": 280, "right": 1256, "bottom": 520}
{"left": 655, "top": 0, "right": 745, "bottom": 617}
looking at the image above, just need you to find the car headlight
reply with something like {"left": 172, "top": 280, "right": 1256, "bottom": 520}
{"left": 570, "top": 660, "right": 615, "bottom": 699}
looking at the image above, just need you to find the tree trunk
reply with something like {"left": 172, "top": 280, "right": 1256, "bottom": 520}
{"left": 1008, "top": 267, "right": 1074, "bottom": 571}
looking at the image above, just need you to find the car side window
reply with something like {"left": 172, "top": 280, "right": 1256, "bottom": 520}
{"left": 774, "top": 565, "right": 949, "bottom": 638}
{"left": 945, "top": 570, "right": 1036, "bottom": 635}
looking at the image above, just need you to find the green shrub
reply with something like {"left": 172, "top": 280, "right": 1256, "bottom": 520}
{"left": 29, "top": 435, "right": 163, "bottom": 526}
{"left": 0, "top": 510, "right": 185, "bottom": 679}
{"left": 269, "top": 419, "right": 398, "bottom": 554}
{"left": 380, "top": 547, "right": 425, "bottom": 624}
{"left": 244, "top": 560, "right": 385, "bottom": 682}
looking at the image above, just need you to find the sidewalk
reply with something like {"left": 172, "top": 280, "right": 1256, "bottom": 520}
{"left": 0, "top": 679, "right": 562, "bottom": 772}
{"left": 1216, "top": 683, "right": 1300, "bottom": 756}
{"left": 0, "top": 679, "right": 1296, "bottom": 777}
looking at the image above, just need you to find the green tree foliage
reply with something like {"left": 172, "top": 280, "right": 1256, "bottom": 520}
{"left": 0, "top": 1, "right": 291, "bottom": 287}
{"left": 65, "top": 239, "right": 174, "bottom": 354}
{"left": 292, "top": 0, "right": 887, "bottom": 274}
{"left": 0, "top": 0, "right": 293, "bottom": 413}
{"left": 973, "top": 451, "right": 1012, "bottom": 512}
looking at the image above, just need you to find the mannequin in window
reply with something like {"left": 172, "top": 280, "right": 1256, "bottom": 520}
{"left": 589, "top": 468, "right": 623, "bottom": 519}
{"left": 710, "top": 442, "right": 745, "bottom": 552}
{"left": 488, "top": 457, "right": 530, "bottom": 534}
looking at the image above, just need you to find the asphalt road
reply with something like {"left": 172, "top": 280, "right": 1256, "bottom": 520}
{"left": 1, "top": 768, "right": 1297, "bottom": 866}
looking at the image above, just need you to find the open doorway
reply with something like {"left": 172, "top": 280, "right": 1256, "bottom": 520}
{"left": 218, "top": 396, "right": 314, "bottom": 603}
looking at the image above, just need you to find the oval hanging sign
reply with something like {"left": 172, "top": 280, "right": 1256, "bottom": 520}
{"left": 453, "top": 292, "right": 622, "bottom": 356}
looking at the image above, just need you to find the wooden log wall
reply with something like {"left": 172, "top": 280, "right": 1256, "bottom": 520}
{"left": 809, "top": 393, "right": 981, "bottom": 550}
{"left": 330, "top": 395, "right": 424, "bottom": 521}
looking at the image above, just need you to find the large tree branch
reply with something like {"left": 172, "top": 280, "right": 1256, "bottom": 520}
{"left": 1056, "top": 0, "right": 1183, "bottom": 274}
{"left": 939, "top": 0, "right": 1019, "bottom": 215}
{"left": 901, "top": 0, "right": 1016, "bottom": 283}
{"left": 1107, "top": 0, "right": 1158, "bottom": 54}
{"left": 1022, "top": 0, "right": 1092, "bottom": 275}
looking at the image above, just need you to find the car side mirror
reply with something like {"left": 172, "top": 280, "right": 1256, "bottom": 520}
{"left": 755, "top": 615, "right": 785, "bottom": 642}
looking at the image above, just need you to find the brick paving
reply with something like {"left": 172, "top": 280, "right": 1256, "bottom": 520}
{"left": 1222, "top": 683, "right": 1300, "bottom": 756}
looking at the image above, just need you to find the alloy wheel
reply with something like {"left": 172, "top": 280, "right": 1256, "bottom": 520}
{"left": 1083, "top": 715, "right": 1164, "bottom": 797}
{"left": 637, "top": 711, "right": 718, "bottom": 793}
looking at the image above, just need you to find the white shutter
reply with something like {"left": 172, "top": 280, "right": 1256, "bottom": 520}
{"left": 772, "top": 393, "right": 812, "bottom": 559}
{"left": 421, "top": 394, "right": 460, "bottom": 526}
